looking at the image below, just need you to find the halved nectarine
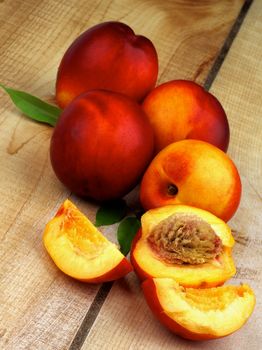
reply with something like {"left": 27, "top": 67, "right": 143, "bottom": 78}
{"left": 142, "top": 278, "right": 255, "bottom": 340}
{"left": 43, "top": 199, "right": 132, "bottom": 283}
{"left": 131, "top": 205, "right": 236, "bottom": 287}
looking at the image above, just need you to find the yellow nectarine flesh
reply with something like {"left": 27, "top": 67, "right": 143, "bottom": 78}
{"left": 131, "top": 205, "right": 236, "bottom": 287}
{"left": 43, "top": 199, "right": 132, "bottom": 283}
{"left": 142, "top": 278, "right": 255, "bottom": 340}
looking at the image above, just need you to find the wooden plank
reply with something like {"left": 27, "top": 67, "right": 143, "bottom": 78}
{"left": 0, "top": 0, "right": 245, "bottom": 349}
{"left": 82, "top": 1, "right": 262, "bottom": 349}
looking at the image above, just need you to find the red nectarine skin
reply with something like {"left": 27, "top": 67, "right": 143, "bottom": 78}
{"left": 142, "top": 279, "right": 217, "bottom": 340}
{"left": 80, "top": 257, "right": 133, "bottom": 284}
{"left": 56, "top": 21, "right": 158, "bottom": 108}
{"left": 50, "top": 90, "right": 154, "bottom": 201}
{"left": 142, "top": 80, "right": 229, "bottom": 153}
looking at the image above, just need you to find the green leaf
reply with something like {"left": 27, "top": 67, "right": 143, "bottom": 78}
{"left": 0, "top": 83, "right": 61, "bottom": 126}
{"left": 117, "top": 216, "right": 141, "bottom": 256}
{"left": 95, "top": 199, "right": 128, "bottom": 227}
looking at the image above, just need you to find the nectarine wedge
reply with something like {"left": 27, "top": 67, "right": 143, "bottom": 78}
{"left": 43, "top": 199, "right": 132, "bottom": 283}
{"left": 131, "top": 205, "right": 236, "bottom": 287}
{"left": 142, "top": 278, "right": 255, "bottom": 340}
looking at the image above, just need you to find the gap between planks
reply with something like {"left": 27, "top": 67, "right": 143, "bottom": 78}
{"left": 69, "top": 0, "right": 254, "bottom": 349}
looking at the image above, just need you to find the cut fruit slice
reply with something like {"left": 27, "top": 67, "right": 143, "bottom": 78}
{"left": 43, "top": 199, "right": 132, "bottom": 283}
{"left": 142, "top": 278, "right": 256, "bottom": 340}
{"left": 131, "top": 205, "right": 236, "bottom": 287}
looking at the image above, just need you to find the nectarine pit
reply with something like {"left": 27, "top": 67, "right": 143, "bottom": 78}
{"left": 147, "top": 213, "right": 222, "bottom": 265}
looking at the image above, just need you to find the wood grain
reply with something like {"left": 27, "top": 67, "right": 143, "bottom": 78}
{"left": 0, "top": 0, "right": 247, "bottom": 349}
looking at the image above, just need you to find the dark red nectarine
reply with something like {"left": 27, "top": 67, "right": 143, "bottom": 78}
{"left": 56, "top": 21, "right": 158, "bottom": 108}
{"left": 50, "top": 90, "right": 154, "bottom": 201}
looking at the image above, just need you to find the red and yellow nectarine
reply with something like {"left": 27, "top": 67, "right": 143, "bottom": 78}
{"left": 56, "top": 21, "right": 158, "bottom": 108}
{"left": 50, "top": 90, "right": 154, "bottom": 201}
{"left": 142, "top": 80, "right": 229, "bottom": 153}
{"left": 43, "top": 199, "right": 132, "bottom": 283}
{"left": 142, "top": 278, "right": 255, "bottom": 340}
{"left": 131, "top": 205, "right": 236, "bottom": 287}
{"left": 140, "top": 139, "right": 241, "bottom": 221}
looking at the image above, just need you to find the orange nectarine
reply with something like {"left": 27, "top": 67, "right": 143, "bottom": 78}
{"left": 142, "top": 80, "right": 229, "bottom": 153}
{"left": 131, "top": 205, "right": 236, "bottom": 287}
{"left": 142, "top": 278, "right": 255, "bottom": 340}
{"left": 43, "top": 199, "right": 132, "bottom": 283}
{"left": 140, "top": 139, "right": 241, "bottom": 221}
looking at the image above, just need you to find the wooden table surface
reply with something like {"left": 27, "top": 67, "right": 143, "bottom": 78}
{"left": 0, "top": 0, "right": 261, "bottom": 349}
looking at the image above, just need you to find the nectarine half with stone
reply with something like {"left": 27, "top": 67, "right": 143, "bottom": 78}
{"left": 43, "top": 199, "right": 132, "bottom": 283}
{"left": 140, "top": 139, "right": 241, "bottom": 221}
{"left": 142, "top": 80, "right": 229, "bottom": 153}
{"left": 131, "top": 205, "right": 236, "bottom": 287}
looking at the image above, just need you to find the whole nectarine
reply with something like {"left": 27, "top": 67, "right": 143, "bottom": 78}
{"left": 142, "top": 80, "right": 229, "bottom": 153}
{"left": 56, "top": 21, "right": 158, "bottom": 108}
{"left": 140, "top": 139, "right": 241, "bottom": 221}
{"left": 50, "top": 90, "right": 154, "bottom": 201}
